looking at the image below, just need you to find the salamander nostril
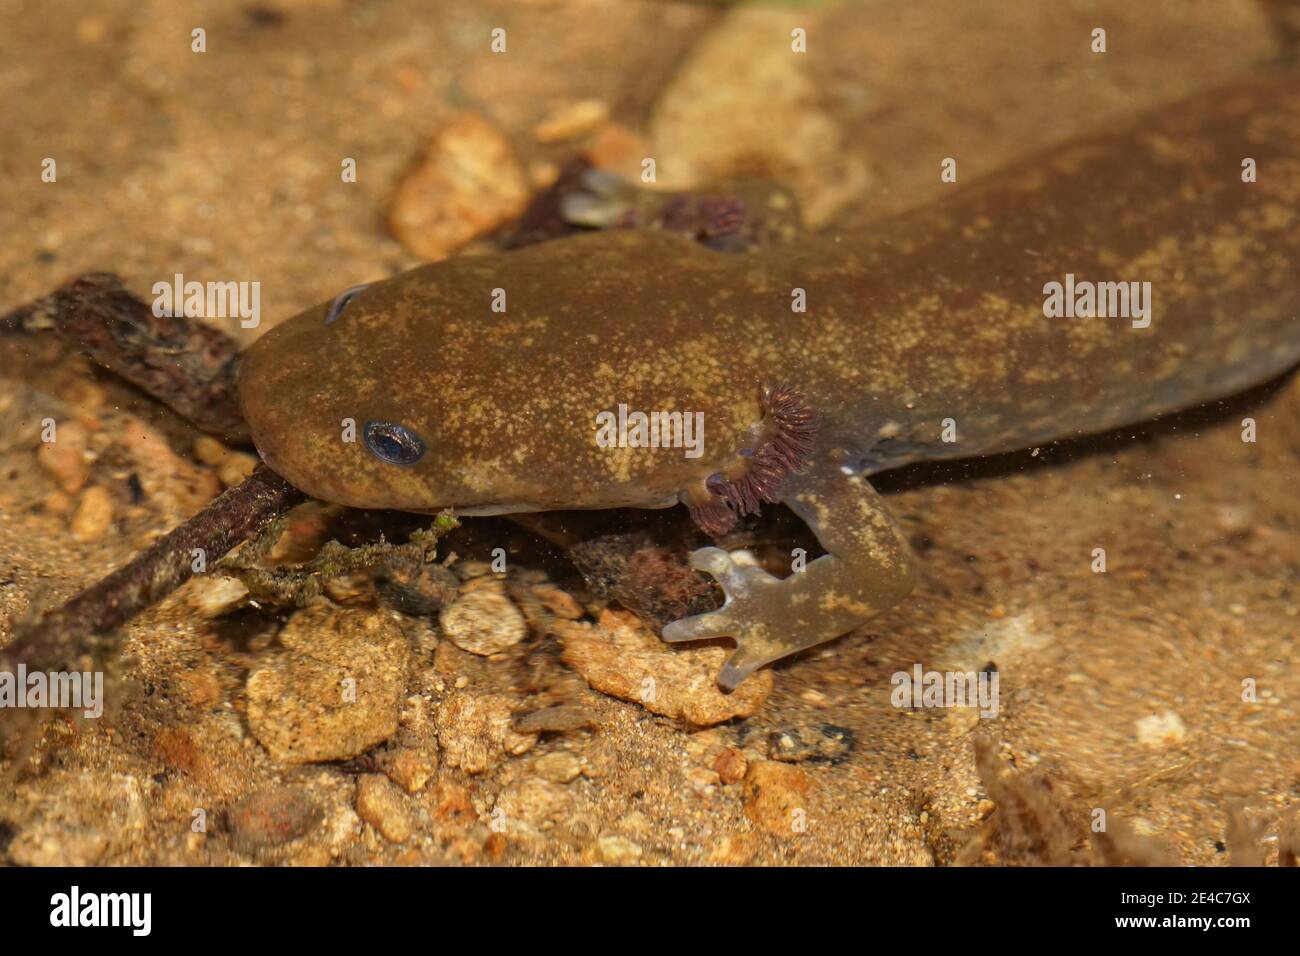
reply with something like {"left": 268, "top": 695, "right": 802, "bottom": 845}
{"left": 363, "top": 420, "right": 426, "bottom": 466}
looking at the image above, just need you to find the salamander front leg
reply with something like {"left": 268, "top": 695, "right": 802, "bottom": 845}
{"left": 662, "top": 464, "right": 917, "bottom": 690}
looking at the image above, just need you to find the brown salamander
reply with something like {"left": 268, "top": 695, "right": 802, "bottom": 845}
{"left": 238, "top": 72, "right": 1300, "bottom": 689}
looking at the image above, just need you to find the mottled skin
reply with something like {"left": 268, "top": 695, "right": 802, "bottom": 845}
{"left": 241, "top": 73, "right": 1300, "bottom": 689}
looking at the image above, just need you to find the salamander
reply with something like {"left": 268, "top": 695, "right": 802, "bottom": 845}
{"left": 238, "top": 72, "right": 1300, "bottom": 690}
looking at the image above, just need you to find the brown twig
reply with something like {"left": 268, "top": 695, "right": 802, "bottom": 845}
{"left": 3, "top": 272, "right": 249, "bottom": 442}
{"left": 3, "top": 465, "right": 304, "bottom": 674}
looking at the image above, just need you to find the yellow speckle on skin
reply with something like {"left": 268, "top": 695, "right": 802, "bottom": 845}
{"left": 1209, "top": 233, "right": 1247, "bottom": 274}
{"left": 1259, "top": 204, "right": 1295, "bottom": 230}
{"left": 1051, "top": 143, "right": 1111, "bottom": 173}
{"left": 819, "top": 592, "right": 872, "bottom": 616}
{"left": 1139, "top": 133, "right": 1195, "bottom": 164}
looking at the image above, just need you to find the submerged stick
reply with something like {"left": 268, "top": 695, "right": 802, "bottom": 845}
{"left": 2, "top": 272, "right": 249, "bottom": 442}
{"left": 3, "top": 465, "right": 304, "bottom": 673}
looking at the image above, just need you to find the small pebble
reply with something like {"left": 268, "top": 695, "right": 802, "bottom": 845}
{"left": 439, "top": 588, "right": 527, "bottom": 656}
{"left": 193, "top": 435, "right": 231, "bottom": 466}
{"left": 246, "top": 606, "right": 411, "bottom": 764}
{"left": 534, "top": 751, "right": 583, "bottom": 784}
{"left": 1136, "top": 710, "right": 1187, "bottom": 748}
{"left": 743, "top": 761, "right": 813, "bottom": 837}
{"left": 226, "top": 787, "right": 322, "bottom": 856}
{"left": 495, "top": 779, "right": 572, "bottom": 826}
{"left": 388, "top": 111, "right": 529, "bottom": 260}
{"left": 513, "top": 704, "right": 595, "bottom": 735}
{"left": 686, "top": 767, "right": 720, "bottom": 793}
{"left": 596, "top": 835, "right": 643, "bottom": 866}
{"left": 6, "top": 771, "right": 144, "bottom": 866}
{"left": 767, "top": 724, "right": 855, "bottom": 764}
{"left": 42, "top": 491, "right": 73, "bottom": 516}
{"left": 532, "top": 99, "right": 610, "bottom": 143}
{"left": 533, "top": 585, "right": 585, "bottom": 620}
{"left": 217, "top": 451, "right": 258, "bottom": 487}
{"left": 70, "top": 485, "right": 114, "bottom": 541}
{"left": 708, "top": 833, "right": 758, "bottom": 865}
{"left": 435, "top": 691, "right": 537, "bottom": 774}
{"left": 186, "top": 575, "right": 250, "bottom": 618}
{"left": 528, "top": 160, "right": 560, "bottom": 188}
{"left": 36, "top": 420, "right": 91, "bottom": 494}
{"left": 558, "top": 610, "right": 771, "bottom": 726}
{"left": 355, "top": 774, "right": 414, "bottom": 844}
{"left": 122, "top": 417, "right": 222, "bottom": 516}
{"left": 713, "top": 747, "right": 748, "bottom": 784}
{"left": 483, "top": 832, "right": 508, "bottom": 861}
{"left": 384, "top": 747, "right": 438, "bottom": 793}
{"left": 453, "top": 560, "right": 494, "bottom": 580}
{"left": 584, "top": 123, "right": 648, "bottom": 178}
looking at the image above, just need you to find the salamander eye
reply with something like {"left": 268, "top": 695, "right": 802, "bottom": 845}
{"left": 363, "top": 420, "right": 426, "bottom": 466}
{"left": 325, "top": 283, "right": 371, "bottom": 324}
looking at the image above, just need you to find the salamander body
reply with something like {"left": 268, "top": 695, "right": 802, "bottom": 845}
{"left": 239, "top": 73, "right": 1300, "bottom": 688}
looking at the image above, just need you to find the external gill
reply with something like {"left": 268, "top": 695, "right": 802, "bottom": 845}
{"left": 682, "top": 384, "right": 819, "bottom": 536}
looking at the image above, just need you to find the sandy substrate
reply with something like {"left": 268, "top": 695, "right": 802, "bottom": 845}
{"left": 1, "top": 0, "right": 1297, "bottom": 865}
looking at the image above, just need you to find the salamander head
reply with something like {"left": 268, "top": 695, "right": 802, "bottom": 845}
{"left": 237, "top": 239, "right": 802, "bottom": 525}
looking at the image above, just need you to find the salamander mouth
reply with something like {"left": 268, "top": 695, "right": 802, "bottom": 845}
{"left": 455, "top": 491, "right": 680, "bottom": 518}
{"left": 451, "top": 501, "right": 551, "bottom": 517}
{"left": 683, "top": 383, "right": 819, "bottom": 536}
